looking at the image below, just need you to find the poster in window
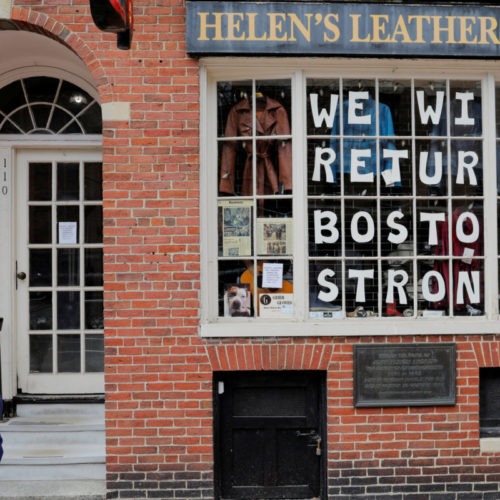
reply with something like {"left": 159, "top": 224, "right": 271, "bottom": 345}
{"left": 223, "top": 283, "right": 252, "bottom": 317}
{"left": 259, "top": 292, "right": 294, "bottom": 318}
{"left": 256, "top": 218, "right": 292, "bottom": 256}
{"left": 219, "top": 199, "right": 252, "bottom": 256}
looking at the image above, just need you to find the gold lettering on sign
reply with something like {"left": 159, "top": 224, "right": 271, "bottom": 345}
{"left": 350, "top": 14, "right": 371, "bottom": 42}
{"left": 197, "top": 12, "right": 224, "bottom": 41}
{"left": 323, "top": 13, "right": 341, "bottom": 43}
{"left": 458, "top": 16, "right": 478, "bottom": 44}
{"left": 268, "top": 13, "right": 287, "bottom": 41}
{"left": 246, "top": 12, "right": 267, "bottom": 41}
{"left": 478, "top": 17, "right": 500, "bottom": 45}
{"left": 371, "top": 14, "right": 391, "bottom": 43}
{"left": 407, "top": 16, "right": 431, "bottom": 43}
{"left": 430, "top": 16, "right": 457, "bottom": 44}
{"left": 226, "top": 13, "right": 245, "bottom": 41}
{"left": 288, "top": 13, "right": 313, "bottom": 42}
{"left": 196, "top": 9, "right": 500, "bottom": 48}
{"left": 392, "top": 15, "right": 413, "bottom": 43}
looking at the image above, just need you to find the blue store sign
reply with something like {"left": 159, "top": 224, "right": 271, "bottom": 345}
{"left": 186, "top": 1, "right": 500, "bottom": 58}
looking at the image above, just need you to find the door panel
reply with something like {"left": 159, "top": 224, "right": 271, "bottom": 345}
{"left": 16, "top": 150, "right": 104, "bottom": 394}
{"left": 215, "top": 371, "right": 325, "bottom": 499}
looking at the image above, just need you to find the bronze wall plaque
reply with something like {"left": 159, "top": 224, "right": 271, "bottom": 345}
{"left": 354, "top": 343, "right": 456, "bottom": 407}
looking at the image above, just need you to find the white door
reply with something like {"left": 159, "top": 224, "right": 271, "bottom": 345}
{"left": 16, "top": 149, "right": 104, "bottom": 394}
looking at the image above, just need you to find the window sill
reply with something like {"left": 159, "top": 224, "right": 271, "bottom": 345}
{"left": 199, "top": 317, "right": 500, "bottom": 337}
{"left": 480, "top": 437, "right": 500, "bottom": 453}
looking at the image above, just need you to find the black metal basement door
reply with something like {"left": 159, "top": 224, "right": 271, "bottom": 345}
{"left": 214, "top": 371, "right": 325, "bottom": 499}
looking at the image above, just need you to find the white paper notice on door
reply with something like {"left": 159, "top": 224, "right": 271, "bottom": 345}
{"left": 59, "top": 222, "right": 78, "bottom": 244}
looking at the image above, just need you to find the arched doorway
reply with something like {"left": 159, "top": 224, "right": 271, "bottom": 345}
{"left": 0, "top": 30, "right": 103, "bottom": 401}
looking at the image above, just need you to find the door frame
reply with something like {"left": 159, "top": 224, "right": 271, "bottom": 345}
{"left": 213, "top": 370, "right": 327, "bottom": 500}
{"left": 0, "top": 140, "right": 102, "bottom": 403}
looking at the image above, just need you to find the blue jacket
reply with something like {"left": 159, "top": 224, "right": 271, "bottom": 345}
{"left": 330, "top": 96, "right": 396, "bottom": 183}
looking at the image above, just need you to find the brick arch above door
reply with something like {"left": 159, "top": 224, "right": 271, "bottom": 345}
{"left": 205, "top": 341, "right": 335, "bottom": 371}
{"left": 2, "top": 11, "right": 108, "bottom": 99}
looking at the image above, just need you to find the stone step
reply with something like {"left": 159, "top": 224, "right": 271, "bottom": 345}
{"left": 15, "top": 403, "right": 104, "bottom": 418}
{"left": 0, "top": 420, "right": 105, "bottom": 448}
{"left": 0, "top": 403, "right": 105, "bottom": 484}
{"left": 0, "top": 479, "right": 105, "bottom": 499}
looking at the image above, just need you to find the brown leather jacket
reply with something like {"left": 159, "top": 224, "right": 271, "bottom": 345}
{"left": 219, "top": 96, "right": 292, "bottom": 196}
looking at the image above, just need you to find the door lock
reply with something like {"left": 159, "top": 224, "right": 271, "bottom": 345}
{"left": 315, "top": 436, "right": 322, "bottom": 456}
{"left": 296, "top": 430, "right": 322, "bottom": 456}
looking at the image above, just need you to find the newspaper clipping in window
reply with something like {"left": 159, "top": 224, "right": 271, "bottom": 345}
{"left": 219, "top": 199, "right": 253, "bottom": 256}
{"left": 256, "top": 218, "right": 293, "bottom": 256}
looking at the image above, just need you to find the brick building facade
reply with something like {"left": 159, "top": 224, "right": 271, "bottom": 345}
{"left": 0, "top": 1, "right": 500, "bottom": 499}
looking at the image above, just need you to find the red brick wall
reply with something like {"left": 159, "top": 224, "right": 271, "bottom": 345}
{"left": 9, "top": 1, "right": 500, "bottom": 498}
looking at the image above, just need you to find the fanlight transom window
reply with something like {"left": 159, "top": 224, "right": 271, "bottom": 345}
{"left": 0, "top": 76, "right": 101, "bottom": 134}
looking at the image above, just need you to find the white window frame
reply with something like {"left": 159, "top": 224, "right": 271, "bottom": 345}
{"left": 200, "top": 57, "right": 500, "bottom": 337}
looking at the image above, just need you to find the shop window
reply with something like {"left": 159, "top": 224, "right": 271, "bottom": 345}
{"left": 201, "top": 61, "right": 500, "bottom": 336}
{"left": 480, "top": 368, "right": 500, "bottom": 438}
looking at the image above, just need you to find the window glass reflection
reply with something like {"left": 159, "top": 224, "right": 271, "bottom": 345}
{"left": 85, "top": 206, "right": 103, "bottom": 243}
{"left": 85, "top": 291, "right": 103, "bottom": 330}
{"left": 85, "top": 334, "right": 104, "bottom": 372}
{"left": 30, "top": 249, "right": 52, "bottom": 287}
{"left": 30, "top": 206, "right": 52, "bottom": 244}
{"left": 30, "top": 292, "right": 52, "bottom": 330}
{"left": 57, "top": 248, "right": 80, "bottom": 286}
{"left": 84, "top": 162, "right": 102, "bottom": 201}
{"left": 57, "top": 162, "right": 79, "bottom": 201}
{"left": 57, "top": 291, "right": 80, "bottom": 330}
{"left": 29, "top": 163, "right": 51, "bottom": 201}
{"left": 57, "top": 335, "right": 80, "bottom": 372}
{"left": 30, "top": 335, "right": 53, "bottom": 373}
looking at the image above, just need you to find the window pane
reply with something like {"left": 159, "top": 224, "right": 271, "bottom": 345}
{"left": 29, "top": 163, "right": 51, "bottom": 201}
{"left": 414, "top": 80, "right": 447, "bottom": 137}
{"left": 85, "top": 205, "right": 103, "bottom": 243}
{"left": 84, "top": 162, "right": 102, "bottom": 201}
{"left": 0, "top": 80, "right": 25, "bottom": 114}
{"left": 25, "top": 76, "right": 59, "bottom": 103}
{"left": 11, "top": 107, "right": 33, "bottom": 132}
{"left": 57, "top": 206, "right": 79, "bottom": 244}
{"left": 57, "top": 81, "right": 92, "bottom": 114}
{"left": 85, "top": 334, "right": 104, "bottom": 372}
{"left": 85, "top": 291, "right": 103, "bottom": 330}
{"left": 309, "top": 260, "right": 343, "bottom": 316}
{"left": 79, "top": 101, "right": 103, "bottom": 134}
{"left": 30, "top": 335, "right": 53, "bottom": 373}
{"left": 30, "top": 249, "right": 52, "bottom": 287}
{"left": 57, "top": 248, "right": 80, "bottom": 286}
{"left": 57, "top": 162, "right": 79, "bottom": 201}
{"left": 480, "top": 368, "right": 500, "bottom": 436}
{"left": 30, "top": 291, "right": 52, "bottom": 330}
{"left": 57, "top": 291, "right": 80, "bottom": 330}
{"left": 381, "top": 80, "right": 412, "bottom": 137}
{"left": 29, "top": 206, "right": 52, "bottom": 244}
{"left": 50, "top": 107, "right": 72, "bottom": 133}
{"left": 33, "top": 104, "right": 52, "bottom": 130}
{"left": 57, "top": 334, "right": 80, "bottom": 372}
{"left": 85, "top": 248, "right": 103, "bottom": 286}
